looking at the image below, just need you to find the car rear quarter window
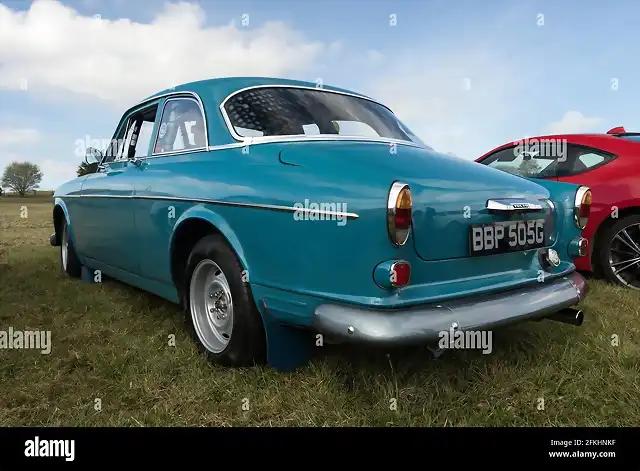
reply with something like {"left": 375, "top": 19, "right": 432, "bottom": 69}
{"left": 154, "top": 97, "right": 206, "bottom": 154}
{"left": 555, "top": 145, "right": 615, "bottom": 177}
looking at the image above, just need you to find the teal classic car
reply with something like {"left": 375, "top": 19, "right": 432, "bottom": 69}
{"left": 51, "top": 77, "right": 591, "bottom": 370}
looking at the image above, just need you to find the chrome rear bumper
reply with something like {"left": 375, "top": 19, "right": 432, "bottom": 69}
{"left": 313, "top": 271, "right": 587, "bottom": 345}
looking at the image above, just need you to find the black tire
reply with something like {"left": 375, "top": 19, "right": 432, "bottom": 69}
{"left": 183, "top": 234, "right": 266, "bottom": 367}
{"left": 595, "top": 214, "right": 640, "bottom": 289}
{"left": 60, "top": 220, "right": 81, "bottom": 278}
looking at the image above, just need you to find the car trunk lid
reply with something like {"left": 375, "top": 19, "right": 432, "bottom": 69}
{"left": 279, "top": 140, "right": 554, "bottom": 260}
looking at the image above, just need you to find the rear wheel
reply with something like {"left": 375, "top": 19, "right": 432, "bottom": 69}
{"left": 60, "top": 220, "right": 81, "bottom": 278}
{"left": 596, "top": 214, "right": 640, "bottom": 289}
{"left": 183, "top": 234, "right": 266, "bottom": 367}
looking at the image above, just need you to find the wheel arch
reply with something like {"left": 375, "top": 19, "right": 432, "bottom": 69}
{"left": 169, "top": 206, "right": 250, "bottom": 298}
{"left": 52, "top": 200, "right": 76, "bottom": 246}
{"left": 592, "top": 204, "right": 640, "bottom": 262}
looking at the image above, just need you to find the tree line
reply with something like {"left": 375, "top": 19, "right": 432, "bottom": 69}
{"left": 1, "top": 160, "right": 97, "bottom": 196}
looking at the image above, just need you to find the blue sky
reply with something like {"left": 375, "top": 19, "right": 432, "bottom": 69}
{"left": 0, "top": 0, "right": 638, "bottom": 189}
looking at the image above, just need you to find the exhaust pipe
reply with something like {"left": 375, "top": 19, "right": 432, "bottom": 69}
{"left": 547, "top": 308, "right": 584, "bottom": 326}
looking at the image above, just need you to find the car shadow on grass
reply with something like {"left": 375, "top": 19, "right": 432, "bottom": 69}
{"left": 60, "top": 273, "right": 569, "bottom": 384}
{"left": 315, "top": 322, "right": 551, "bottom": 381}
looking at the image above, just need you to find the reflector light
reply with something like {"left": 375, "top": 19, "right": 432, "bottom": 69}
{"left": 390, "top": 261, "right": 411, "bottom": 287}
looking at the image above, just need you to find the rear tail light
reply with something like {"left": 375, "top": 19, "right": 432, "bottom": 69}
{"left": 387, "top": 182, "right": 412, "bottom": 246}
{"left": 574, "top": 186, "right": 591, "bottom": 230}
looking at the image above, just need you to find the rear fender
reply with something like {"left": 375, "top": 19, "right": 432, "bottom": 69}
{"left": 529, "top": 178, "right": 583, "bottom": 248}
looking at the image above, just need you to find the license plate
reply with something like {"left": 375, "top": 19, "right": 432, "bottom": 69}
{"left": 469, "top": 219, "right": 546, "bottom": 256}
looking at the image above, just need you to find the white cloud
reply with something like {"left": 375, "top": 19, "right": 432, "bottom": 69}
{"left": 0, "top": 0, "right": 330, "bottom": 105}
{"left": 0, "top": 128, "right": 41, "bottom": 146}
{"left": 366, "top": 48, "right": 531, "bottom": 159}
{"left": 547, "top": 111, "right": 603, "bottom": 134}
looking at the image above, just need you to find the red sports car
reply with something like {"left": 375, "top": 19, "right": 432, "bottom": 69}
{"left": 476, "top": 127, "right": 640, "bottom": 289}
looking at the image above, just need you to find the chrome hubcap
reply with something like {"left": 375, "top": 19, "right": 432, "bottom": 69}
{"left": 189, "top": 259, "right": 233, "bottom": 353}
{"left": 61, "top": 230, "right": 68, "bottom": 270}
{"left": 609, "top": 223, "right": 640, "bottom": 289}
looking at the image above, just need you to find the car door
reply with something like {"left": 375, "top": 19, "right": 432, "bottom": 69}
{"left": 479, "top": 145, "right": 559, "bottom": 181}
{"left": 77, "top": 102, "right": 160, "bottom": 275}
{"left": 130, "top": 95, "right": 210, "bottom": 285}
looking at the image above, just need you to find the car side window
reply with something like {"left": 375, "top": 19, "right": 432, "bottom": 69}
{"left": 117, "top": 120, "right": 137, "bottom": 161}
{"left": 153, "top": 97, "right": 206, "bottom": 154}
{"left": 556, "top": 145, "right": 614, "bottom": 177}
{"left": 102, "top": 104, "right": 158, "bottom": 164}
{"left": 131, "top": 106, "right": 158, "bottom": 158}
{"left": 481, "top": 147, "right": 557, "bottom": 178}
{"left": 103, "top": 120, "right": 130, "bottom": 164}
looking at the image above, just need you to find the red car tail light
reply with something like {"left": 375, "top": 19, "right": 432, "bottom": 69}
{"left": 390, "top": 261, "right": 411, "bottom": 287}
{"left": 574, "top": 186, "right": 591, "bottom": 230}
{"left": 387, "top": 182, "right": 412, "bottom": 246}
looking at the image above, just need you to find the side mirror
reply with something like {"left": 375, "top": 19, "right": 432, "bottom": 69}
{"left": 85, "top": 147, "right": 103, "bottom": 164}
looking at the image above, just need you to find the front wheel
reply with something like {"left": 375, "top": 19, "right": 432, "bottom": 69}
{"left": 60, "top": 220, "right": 81, "bottom": 278}
{"left": 596, "top": 214, "right": 640, "bottom": 289}
{"left": 183, "top": 234, "right": 266, "bottom": 367}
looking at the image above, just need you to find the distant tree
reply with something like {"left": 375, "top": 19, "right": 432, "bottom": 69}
{"left": 517, "top": 159, "right": 541, "bottom": 177}
{"left": 1, "top": 161, "right": 43, "bottom": 196}
{"left": 0, "top": 187, "right": 3, "bottom": 196}
{"left": 77, "top": 161, "right": 98, "bottom": 176}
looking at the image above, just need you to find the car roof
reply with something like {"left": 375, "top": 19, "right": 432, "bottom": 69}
{"left": 139, "top": 76, "right": 376, "bottom": 107}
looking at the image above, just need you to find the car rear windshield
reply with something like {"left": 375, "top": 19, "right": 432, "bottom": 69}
{"left": 222, "top": 86, "right": 426, "bottom": 146}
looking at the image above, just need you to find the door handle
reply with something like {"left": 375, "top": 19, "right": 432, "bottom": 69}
{"left": 128, "top": 158, "right": 143, "bottom": 168}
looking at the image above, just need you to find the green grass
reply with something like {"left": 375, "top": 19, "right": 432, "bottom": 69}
{"left": 0, "top": 196, "right": 638, "bottom": 426}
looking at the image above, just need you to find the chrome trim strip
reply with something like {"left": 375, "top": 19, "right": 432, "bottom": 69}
{"left": 104, "top": 143, "right": 247, "bottom": 164}
{"left": 486, "top": 199, "right": 543, "bottom": 212}
{"left": 57, "top": 194, "right": 359, "bottom": 218}
{"left": 135, "top": 90, "right": 203, "bottom": 107}
{"left": 117, "top": 137, "right": 423, "bottom": 165}
{"left": 218, "top": 84, "right": 418, "bottom": 145}
{"left": 151, "top": 95, "right": 209, "bottom": 156}
{"left": 387, "top": 181, "right": 411, "bottom": 247}
{"left": 207, "top": 143, "right": 247, "bottom": 151}
{"left": 545, "top": 198, "right": 555, "bottom": 212}
{"left": 236, "top": 134, "right": 424, "bottom": 148}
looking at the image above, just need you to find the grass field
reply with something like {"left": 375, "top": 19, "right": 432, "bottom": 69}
{"left": 0, "top": 195, "right": 638, "bottom": 427}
